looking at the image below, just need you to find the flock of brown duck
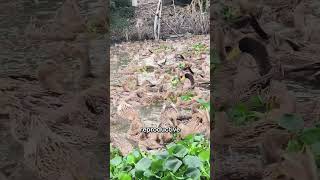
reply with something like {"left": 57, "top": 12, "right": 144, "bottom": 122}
{"left": 2, "top": 0, "right": 320, "bottom": 179}
{"left": 0, "top": 0, "right": 107, "bottom": 179}
{"left": 110, "top": 36, "right": 210, "bottom": 155}
{"left": 212, "top": 0, "right": 320, "bottom": 179}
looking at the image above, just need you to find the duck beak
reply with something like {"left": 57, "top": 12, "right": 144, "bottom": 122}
{"left": 226, "top": 47, "right": 241, "bottom": 61}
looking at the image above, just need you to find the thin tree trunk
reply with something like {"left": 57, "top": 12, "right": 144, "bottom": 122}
{"left": 132, "top": 0, "right": 138, "bottom": 7}
{"left": 154, "top": 0, "right": 162, "bottom": 40}
{"left": 158, "top": 0, "right": 162, "bottom": 39}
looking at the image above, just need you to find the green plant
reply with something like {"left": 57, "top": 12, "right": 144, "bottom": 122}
{"left": 110, "top": 0, "right": 135, "bottom": 37}
{"left": 171, "top": 76, "right": 181, "bottom": 87}
{"left": 276, "top": 114, "right": 320, "bottom": 167}
{"left": 220, "top": 5, "right": 240, "bottom": 22}
{"left": 226, "top": 96, "right": 266, "bottom": 126}
{"left": 192, "top": 43, "right": 208, "bottom": 55}
{"left": 180, "top": 91, "right": 194, "bottom": 101}
{"left": 196, "top": 98, "right": 210, "bottom": 112}
{"left": 87, "top": 22, "right": 98, "bottom": 34}
{"left": 138, "top": 66, "right": 155, "bottom": 73}
{"left": 112, "top": 0, "right": 132, "bottom": 8}
{"left": 227, "top": 103, "right": 262, "bottom": 126}
{"left": 154, "top": 45, "right": 174, "bottom": 53}
{"left": 110, "top": 134, "right": 210, "bottom": 179}
{"left": 247, "top": 95, "right": 267, "bottom": 112}
{"left": 178, "top": 62, "right": 186, "bottom": 70}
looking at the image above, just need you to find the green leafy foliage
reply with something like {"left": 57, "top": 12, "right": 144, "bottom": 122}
{"left": 228, "top": 103, "right": 261, "bottom": 126}
{"left": 154, "top": 44, "right": 174, "bottom": 53}
{"left": 300, "top": 128, "right": 320, "bottom": 145}
{"left": 110, "top": 0, "right": 135, "bottom": 34}
{"left": 220, "top": 4, "right": 240, "bottom": 22}
{"left": 171, "top": 76, "right": 180, "bottom": 87}
{"left": 138, "top": 66, "right": 155, "bottom": 73}
{"left": 247, "top": 95, "right": 266, "bottom": 112}
{"left": 276, "top": 114, "right": 320, "bottom": 168}
{"left": 286, "top": 139, "right": 303, "bottom": 152}
{"left": 196, "top": 98, "right": 210, "bottom": 111}
{"left": 178, "top": 62, "right": 186, "bottom": 69}
{"left": 277, "top": 114, "right": 304, "bottom": 133}
{"left": 110, "top": 134, "right": 210, "bottom": 179}
{"left": 192, "top": 43, "right": 208, "bottom": 55}
{"left": 227, "top": 96, "right": 267, "bottom": 126}
{"left": 180, "top": 91, "right": 194, "bottom": 101}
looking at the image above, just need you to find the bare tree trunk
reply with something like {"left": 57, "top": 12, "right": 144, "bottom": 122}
{"left": 198, "top": 0, "right": 205, "bottom": 33}
{"left": 125, "top": 28, "right": 129, "bottom": 41}
{"left": 136, "top": 18, "right": 143, "bottom": 40}
{"left": 158, "top": 1, "right": 162, "bottom": 39}
{"left": 172, "top": 0, "right": 176, "bottom": 12}
{"left": 132, "top": 0, "right": 138, "bottom": 7}
{"left": 154, "top": 0, "right": 162, "bottom": 40}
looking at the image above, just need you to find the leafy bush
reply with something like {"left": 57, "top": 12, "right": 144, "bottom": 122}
{"left": 110, "top": 0, "right": 135, "bottom": 38}
{"left": 110, "top": 134, "right": 210, "bottom": 179}
{"left": 192, "top": 43, "right": 209, "bottom": 55}
{"left": 227, "top": 96, "right": 266, "bottom": 126}
{"left": 220, "top": 4, "right": 240, "bottom": 22}
{"left": 196, "top": 98, "right": 210, "bottom": 112}
{"left": 277, "top": 114, "right": 320, "bottom": 167}
{"left": 180, "top": 91, "right": 195, "bottom": 101}
{"left": 111, "top": 0, "right": 132, "bottom": 8}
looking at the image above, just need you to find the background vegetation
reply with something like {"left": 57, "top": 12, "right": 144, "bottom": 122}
{"left": 110, "top": 0, "right": 135, "bottom": 42}
{"left": 111, "top": 134, "right": 210, "bottom": 180}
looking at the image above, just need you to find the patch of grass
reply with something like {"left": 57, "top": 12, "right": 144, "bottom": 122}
{"left": 110, "top": 0, "right": 135, "bottom": 35}
{"left": 178, "top": 62, "right": 186, "bottom": 69}
{"left": 110, "top": 134, "right": 210, "bottom": 179}
{"left": 111, "top": 13, "right": 132, "bottom": 31}
{"left": 180, "top": 91, "right": 195, "bottom": 101}
{"left": 196, "top": 98, "right": 210, "bottom": 112}
{"left": 154, "top": 44, "right": 174, "bottom": 53}
{"left": 87, "top": 21, "right": 98, "bottom": 34}
{"left": 192, "top": 43, "right": 208, "bottom": 55}
{"left": 227, "top": 96, "right": 266, "bottom": 126}
{"left": 247, "top": 95, "right": 267, "bottom": 112}
{"left": 171, "top": 76, "right": 181, "bottom": 88}
{"left": 168, "top": 94, "right": 178, "bottom": 104}
{"left": 138, "top": 66, "right": 155, "bottom": 73}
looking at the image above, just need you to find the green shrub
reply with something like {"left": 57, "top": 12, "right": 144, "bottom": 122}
{"left": 110, "top": 134, "right": 210, "bottom": 179}
{"left": 220, "top": 4, "right": 240, "bottom": 22}
{"left": 227, "top": 96, "right": 266, "bottom": 126}
{"left": 276, "top": 113, "right": 320, "bottom": 168}
{"left": 192, "top": 43, "right": 209, "bottom": 55}
{"left": 112, "top": 0, "right": 132, "bottom": 8}
{"left": 110, "top": 0, "right": 135, "bottom": 34}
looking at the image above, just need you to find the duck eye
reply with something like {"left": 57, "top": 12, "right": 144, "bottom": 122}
{"left": 225, "top": 46, "right": 232, "bottom": 53}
